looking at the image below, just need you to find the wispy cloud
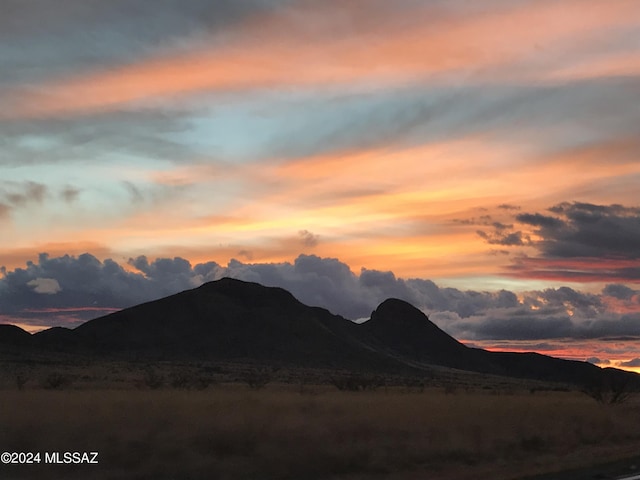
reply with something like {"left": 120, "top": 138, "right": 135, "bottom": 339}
{"left": 2, "top": 0, "right": 639, "bottom": 119}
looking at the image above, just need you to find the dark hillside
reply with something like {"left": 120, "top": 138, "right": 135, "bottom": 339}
{"left": 67, "top": 278, "right": 405, "bottom": 371}
{"left": 3, "top": 278, "right": 638, "bottom": 389}
{"left": 0, "top": 324, "right": 32, "bottom": 346}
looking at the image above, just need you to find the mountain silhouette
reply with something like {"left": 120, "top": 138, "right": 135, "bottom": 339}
{"left": 48, "top": 278, "right": 403, "bottom": 371}
{"left": 0, "top": 324, "right": 32, "bottom": 346}
{"left": 361, "top": 298, "right": 490, "bottom": 370}
{"left": 3, "top": 277, "right": 637, "bottom": 387}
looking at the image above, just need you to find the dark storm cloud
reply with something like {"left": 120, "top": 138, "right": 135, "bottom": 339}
{"left": 1, "top": 253, "right": 150, "bottom": 312}
{"left": 128, "top": 255, "right": 202, "bottom": 293}
{"left": 602, "top": 284, "right": 637, "bottom": 300}
{"left": 444, "top": 309, "right": 640, "bottom": 342}
{"left": 425, "top": 285, "right": 631, "bottom": 342}
{"left": 220, "top": 255, "right": 377, "bottom": 319}
{"left": 476, "top": 219, "right": 530, "bottom": 247}
{"left": 516, "top": 213, "right": 565, "bottom": 229}
{"left": 477, "top": 229, "right": 528, "bottom": 246}
{"left": 0, "top": 253, "right": 225, "bottom": 327}
{"left": 3, "top": 253, "right": 640, "bottom": 342}
{"left": 454, "top": 314, "right": 575, "bottom": 341}
{"left": 491, "top": 202, "right": 640, "bottom": 283}
{"left": 538, "top": 286, "right": 603, "bottom": 312}
{"left": 517, "top": 202, "right": 640, "bottom": 259}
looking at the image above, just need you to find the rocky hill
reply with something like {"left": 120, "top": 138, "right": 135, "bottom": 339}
{"left": 2, "top": 277, "right": 637, "bottom": 388}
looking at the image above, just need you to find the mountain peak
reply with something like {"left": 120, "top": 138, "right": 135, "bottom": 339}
{"left": 197, "top": 277, "right": 300, "bottom": 308}
{"left": 370, "top": 298, "right": 430, "bottom": 327}
{"left": 8, "top": 278, "right": 636, "bottom": 388}
{"left": 362, "top": 297, "right": 474, "bottom": 368}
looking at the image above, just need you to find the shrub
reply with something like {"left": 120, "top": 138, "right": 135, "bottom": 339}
{"left": 330, "top": 374, "right": 384, "bottom": 392}
{"left": 444, "top": 383, "right": 458, "bottom": 395}
{"left": 402, "top": 377, "right": 426, "bottom": 393}
{"left": 241, "top": 368, "right": 273, "bottom": 390}
{"left": 582, "top": 376, "right": 636, "bottom": 405}
{"left": 42, "top": 372, "right": 71, "bottom": 390}
{"left": 15, "top": 373, "right": 28, "bottom": 390}
{"left": 168, "top": 371, "right": 213, "bottom": 390}
{"left": 169, "top": 371, "right": 192, "bottom": 389}
{"left": 142, "top": 369, "right": 164, "bottom": 389}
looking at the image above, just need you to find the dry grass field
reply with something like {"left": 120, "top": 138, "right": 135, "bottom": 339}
{"left": 1, "top": 382, "right": 640, "bottom": 480}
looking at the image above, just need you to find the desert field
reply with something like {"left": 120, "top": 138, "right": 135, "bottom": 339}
{"left": 1, "top": 372, "right": 640, "bottom": 480}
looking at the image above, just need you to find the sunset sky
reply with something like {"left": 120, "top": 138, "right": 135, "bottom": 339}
{"left": 1, "top": 0, "right": 639, "bottom": 372}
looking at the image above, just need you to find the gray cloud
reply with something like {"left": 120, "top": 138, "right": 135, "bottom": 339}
{"left": 0, "top": 203, "right": 10, "bottom": 218}
{"left": 477, "top": 229, "right": 528, "bottom": 246}
{"left": 620, "top": 358, "right": 640, "bottom": 368}
{"left": 602, "top": 284, "right": 637, "bottom": 300}
{"left": 517, "top": 202, "right": 640, "bottom": 259}
{"left": 1, "top": 2, "right": 638, "bottom": 177}
{"left": 0, "top": 110, "right": 193, "bottom": 167}
{"left": 128, "top": 255, "right": 202, "bottom": 293}
{"left": 0, "top": 181, "right": 47, "bottom": 207}
{"left": 0, "top": 182, "right": 50, "bottom": 219}
{"left": 298, "top": 230, "right": 319, "bottom": 247}
{"left": 0, "top": 181, "right": 86, "bottom": 218}
{"left": 484, "top": 202, "right": 640, "bottom": 283}
{"left": 455, "top": 314, "right": 575, "bottom": 341}
{"left": 498, "top": 204, "right": 521, "bottom": 210}
{"left": 516, "top": 213, "right": 565, "bottom": 229}
{"left": 123, "top": 182, "right": 145, "bottom": 204}
{"left": 475, "top": 218, "right": 531, "bottom": 247}
{"left": 2, "top": 253, "right": 640, "bottom": 343}
{"left": 1, "top": 253, "right": 160, "bottom": 325}
{"left": 453, "top": 214, "right": 493, "bottom": 226}
{"left": 61, "top": 186, "right": 81, "bottom": 203}
{"left": 266, "top": 77, "right": 640, "bottom": 163}
{"left": 0, "top": 0, "right": 290, "bottom": 87}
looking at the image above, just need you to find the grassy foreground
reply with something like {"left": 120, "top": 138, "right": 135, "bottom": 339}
{"left": 1, "top": 386, "right": 640, "bottom": 480}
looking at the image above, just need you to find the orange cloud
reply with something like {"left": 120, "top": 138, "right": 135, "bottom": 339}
{"left": 601, "top": 295, "right": 640, "bottom": 315}
{"left": 30, "top": 135, "right": 629, "bottom": 278}
{"left": 3, "top": 128, "right": 638, "bottom": 283}
{"left": 4, "top": 0, "right": 638, "bottom": 119}
{"left": 549, "top": 52, "right": 640, "bottom": 81}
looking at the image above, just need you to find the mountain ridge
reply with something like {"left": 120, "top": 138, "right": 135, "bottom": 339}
{"left": 2, "top": 277, "right": 638, "bottom": 388}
